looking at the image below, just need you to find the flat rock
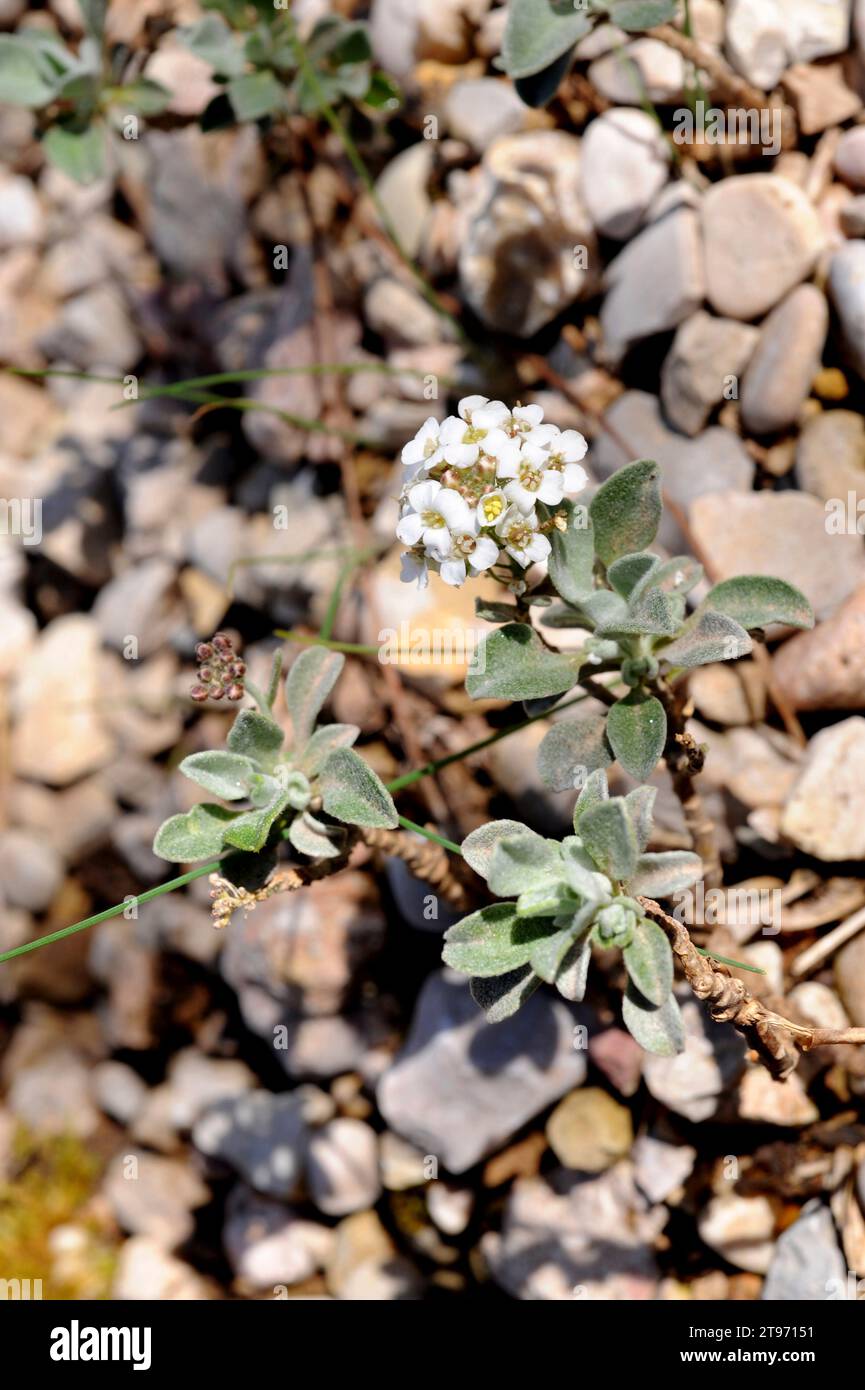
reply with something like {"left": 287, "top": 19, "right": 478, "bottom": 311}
{"left": 782, "top": 717, "right": 865, "bottom": 859}
{"left": 829, "top": 241, "right": 865, "bottom": 379}
{"left": 688, "top": 489, "right": 865, "bottom": 621}
{"left": 588, "top": 37, "right": 685, "bottom": 105}
{"left": 92, "top": 558, "right": 179, "bottom": 656}
{"left": 773, "top": 583, "right": 865, "bottom": 711}
{"left": 103, "top": 1150, "right": 209, "bottom": 1250}
{"left": 545, "top": 1088, "right": 633, "bottom": 1173}
{"left": 364, "top": 276, "right": 445, "bottom": 348}
{"left": 642, "top": 996, "right": 747, "bottom": 1123}
{"left": 740, "top": 285, "right": 828, "bottom": 435}
{"left": 698, "top": 1194, "right": 776, "bottom": 1274}
{"left": 377, "top": 971, "right": 587, "bottom": 1174}
{"left": 579, "top": 108, "right": 670, "bottom": 241}
{"left": 632, "top": 1134, "right": 696, "bottom": 1205}
{"left": 427, "top": 1181, "right": 474, "bottom": 1235}
{"left": 661, "top": 311, "right": 758, "bottom": 436}
{"left": 7, "top": 1046, "right": 100, "bottom": 1139}
{"left": 0, "top": 829, "right": 62, "bottom": 911}
{"left": 193, "top": 1089, "right": 326, "bottom": 1199}
{"left": 592, "top": 392, "right": 754, "bottom": 549}
{"left": 601, "top": 207, "right": 704, "bottom": 359}
{"left": 223, "top": 1184, "right": 335, "bottom": 1290}
{"left": 796, "top": 408, "right": 865, "bottom": 503}
{"left": 835, "top": 126, "right": 865, "bottom": 191}
{"left": 11, "top": 614, "right": 116, "bottom": 785}
{"left": 726, "top": 0, "right": 851, "bottom": 88}
{"left": 737, "top": 1066, "right": 819, "bottom": 1127}
{"left": 482, "top": 1163, "right": 664, "bottom": 1300}
{"left": 113, "top": 1236, "right": 214, "bottom": 1300}
{"left": 783, "top": 61, "right": 862, "bottom": 136}
{"left": 444, "top": 78, "right": 529, "bottom": 154}
{"left": 762, "top": 1201, "right": 847, "bottom": 1300}
{"left": 306, "top": 1119, "right": 381, "bottom": 1217}
{"left": 702, "top": 176, "right": 823, "bottom": 321}
{"left": 456, "top": 131, "right": 597, "bottom": 336}
{"left": 689, "top": 662, "right": 765, "bottom": 726}
{"left": 374, "top": 142, "right": 433, "bottom": 260}
{"left": 835, "top": 930, "right": 865, "bottom": 1027}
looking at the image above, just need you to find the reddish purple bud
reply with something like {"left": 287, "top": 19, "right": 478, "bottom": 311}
{"left": 226, "top": 683, "right": 244, "bottom": 701}
{"left": 195, "top": 643, "right": 214, "bottom": 661}
{"left": 198, "top": 666, "right": 213, "bottom": 682}
{"left": 212, "top": 632, "right": 231, "bottom": 652}
{"left": 229, "top": 661, "right": 246, "bottom": 678}
{"left": 210, "top": 683, "right": 226, "bottom": 700}
{"left": 190, "top": 685, "right": 209, "bottom": 702}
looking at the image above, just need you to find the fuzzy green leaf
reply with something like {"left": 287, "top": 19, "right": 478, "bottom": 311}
{"left": 547, "top": 499, "right": 595, "bottom": 604}
{"left": 443, "top": 903, "right": 554, "bottom": 977}
{"left": 555, "top": 934, "right": 592, "bottom": 1001}
{"left": 650, "top": 555, "right": 703, "bottom": 597}
{"left": 624, "top": 785, "right": 656, "bottom": 853}
{"left": 607, "top": 553, "right": 659, "bottom": 599}
{"left": 0, "top": 35, "right": 61, "bottom": 105}
{"left": 606, "top": 586, "right": 679, "bottom": 638}
{"left": 466, "top": 623, "right": 579, "bottom": 702}
{"left": 622, "top": 985, "right": 684, "bottom": 1056}
{"left": 319, "top": 746, "right": 398, "bottom": 828}
{"left": 487, "top": 831, "right": 562, "bottom": 898}
{"left": 228, "top": 69, "right": 284, "bottom": 121}
{"left": 116, "top": 78, "right": 172, "bottom": 114}
{"left": 287, "top": 811, "right": 346, "bottom": 860}
{"left": 179, "top": 750, "right": 260, "bottom": 802}
{"left": 598, "top": 0, "right": 678, "bottom": 31}
{"left": 296, "top": 723, "right": 359, "bottom": 778}
{"left": 573, "top": 768, "right": 610, "bottom": 827}
{"left": 628, "top": 850, "right": 702, "bottom": 898}
{"left": 606, "top": 692, "right": 667, "bottom": 781}
{"left": 530, "top": 925, "right": 579, "bottom": 983}
{"left": 623, "top": 917, "right": 673, "bottom": 1006}
{"left": 537, "top": 713, "right": 612, "bottom": 792}
{"left": 152, "top": 803, "right": 237, "bottom": 863}
{"left": 589, "top": 460, "right": 662, "bottom": 568}
{"left": 500, "top": 0, "right": 592, "bottom": 79}
{"left": 657, "top": 610, "right": 751, "bottom": 668}
{"left": 178, "top": 15, "right": 246, "bottom": 75}
{"left": 576, "top": 589, "right": 629, "bottom": 630}
{"left": 461, "top": 820, "right": 527, "bottom": 880}
{"left": 701, "top": 576, "right": 814, "bottom": 632}
{"left": 227, "top": 709, "right": 285, "bottom": 769}
{"left": 561, "top": 838, "right": 611, "bottom": 901}
{"left": 285, "top": 647, "right": 345, "bottom": 746}
{"left": 516, "top": 881, "right": 575, "bottom": 919}
{"left": 470, "top": 966, "right": 541, "bottom": 1022}
{"left": 579, "top": 798, "right": 639, "bottom": 882}
{"left": 42, "top": 123, "right": 106, "bottom": 183}
{"left": 221, "top": 790, "right": 292, "bottom": 852}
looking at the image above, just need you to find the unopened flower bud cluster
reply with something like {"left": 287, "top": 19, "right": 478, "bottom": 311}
{"left": 396, "top": 396, "right": 588, "bottom": 588}
{"left": 190, "top": 632, "right": 246, "bottom": 703}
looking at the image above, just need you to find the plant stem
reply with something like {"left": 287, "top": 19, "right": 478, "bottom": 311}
{"left": 396, "top": 815, "right": 463, "bottom": 855}
{"left": 274, "top": 628, "right": 381, "bottom": 656}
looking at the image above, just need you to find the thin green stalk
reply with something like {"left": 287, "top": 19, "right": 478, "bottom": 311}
{"left": 695, "top": 946, "right": 766, "bottom": 976}
{"left": 319, "top": 546, "right": 380, "bottom": 642}
{"left": 396, "top": 815, "right": 462, "bottom": 855}
{"left": 274, "top": 628, "right": 381, "bottom": 656}
{"left": 0, "top": 862, "right": 218, "bottom": 964}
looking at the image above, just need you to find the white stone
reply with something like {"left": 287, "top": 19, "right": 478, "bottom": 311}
{"left": 580, "top": 108, "right": 670, "bottom": 241}
{"left": 589, "top": 38, "right": 685, "bottom": 105}
{"left": 781, "top": 717, "right": 865, "bottom": 860}
{"left": 306, "top": 1119, "right": 381, "bottom": 1217}
{"left": 601, "top": 207, "right": 704, "bottom": 358}
{"left": 698, "top": 1194, "right": 776, "bottom": 1274}
{"left": 702, "top": 176, "right": 823, "bottom": 321}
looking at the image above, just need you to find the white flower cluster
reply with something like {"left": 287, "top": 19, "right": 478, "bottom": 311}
{"left": 396, "top": 396, "right": 589, "bottom": 589}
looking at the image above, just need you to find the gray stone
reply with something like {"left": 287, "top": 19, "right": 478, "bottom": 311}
{"left": 661, "top": 311, "right": 759, "bottom": 436}
{"left": 632, "top": 1134, "right": 696, "bottom": 1205}
{"left": 223, "top": 1183, "right": 335, "bottom": 1289}
{"left": 829, "top": 241, "right": 865, "bottom": 379}
{"left": 762, "top": 1201, "right": 847, "bottom": 1300}
{"left": 579, "top": 108, "right": 670, "bottom": 241}
{"left": 836, "top": 930, "right": 865, "bottom": 1028}
{"left": 841, "top": 195, "right": 865, "bottom": 237}
{"left": 688, "top": 489, "right": 865, "bottom": 622}
{"left": 588, "top": 37, "right": 685, "bottom": 105}
{"left": 7, "top": 1047, "right": 100, "bottom": 1138}
{"left": 601, "top": 208, "right": 704, "bottom": 359}
{"left": 144, "top": 1048, "right": 256, "bottom": 1138}
{"left": 781, "top": 717, "right": 865, "bottom": 860}
{"left": 591, "top": 391, "right": 754, "bottom": 550}
{"left": 193, "top": 1088, "right": 328, "bottom": 1199}
{"left": 702, "top": 176, "right": 823, "bottom": 321}
{"left": 456, "top": 130, "right": 597, "bottom": 337}
{"left": 374, "top": 142, "right": 433, "bottom": 261}
{"left": 835, "top": 126, "right": 865, "bottom": 190}
{"left": 698, "top": 1194, "right": 776, "bottom": 1274}
{"left": 103, "top": 1150, "right": 209, "bottom": 1249}
{"left": 0, "top": 829, "right": 62, "bottom": 911}
{"left": 377, "top": 971, "right": 586, "bottom": 1174}
{"left": 740, "top": 285, "right": 828, "bottom": 435}
{"left": 369, "top": 0, "right": 420, "bottom": 78}
{"left": 306, "top": 1119, "right": 381, "bottom": 1216}
{"left": 364, "top": 276, "right": 445, "bottom": 347}
{"left": 92, "top": 1061, "right": 148, "bottom": 1126}
{"left": 796, "top": 408, "right": 865, "bottom": 503}
{"left": 38, "top": 283, "right": 140, "bottom": 371}
{"left": 642, "top": 996, "right": 747, "bottom": 1123}
{"left": 773, "top": 583, "right": 865, "bottom": 712}
{"left": 444, "top": 78, "right": 528, "bottom": 154}
{"left": 482, "top": 1163, "right": 664, "bottom": 1301}
{"left": 92, "top": 558, "right": 179, "bottom": 656}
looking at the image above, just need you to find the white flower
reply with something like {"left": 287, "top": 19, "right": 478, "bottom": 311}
{"left": 545, "top": 428, "right": 589, "bottom": 493}
{"left": 495, "top": 505, "right": 552, "bottom": 568}
{"left": 400, "top": 551, "right": 429, "bottom": 589}
{"left": 508, "top": 404, "right": 545, "bottom": 434}
{"left": 479, "top": 428, "right": 522, "bottom": 471}
{"left": 439, "top": 519, "right": 500, "bottom": 587}
{"left": 396, "top": 480, "right": 473, "bottom": 556}
{"left": 476, "top": 489, "right": 508, "bottom": 530}
{"left": 401, "top": 417, "right": 447, "bottom": 474}
{"left": 458, "top": 395, "right": 509, "bottom": 430}
{"left": 439, "top": 396, "right": 511, "bottom": 468}
{"left": 495, "top": 449, "right": 566, "bottom": 513}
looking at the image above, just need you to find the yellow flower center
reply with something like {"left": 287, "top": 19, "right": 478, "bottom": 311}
{"left": 480, "top": 494, "right": 504, "bottom": 524}
{"left": 421, "top": 510, "right": 445, "bottom": 528}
